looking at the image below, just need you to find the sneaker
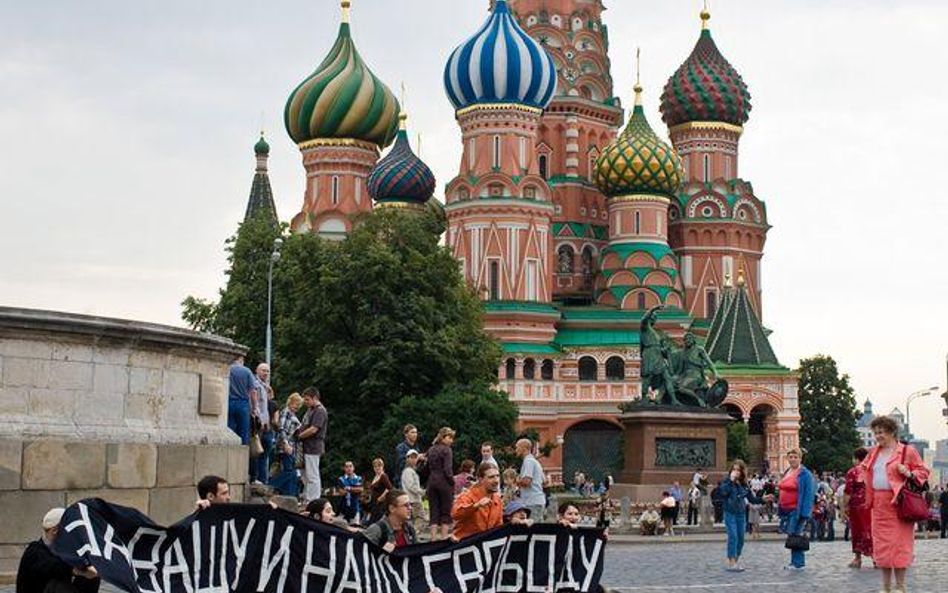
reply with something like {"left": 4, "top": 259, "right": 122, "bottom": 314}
{"left": 783, "top": 565, "right": 804, "bottom": 571}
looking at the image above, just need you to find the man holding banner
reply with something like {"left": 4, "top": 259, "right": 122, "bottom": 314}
{"left": 451, "top": 462, "right": 504, "bottom": 540}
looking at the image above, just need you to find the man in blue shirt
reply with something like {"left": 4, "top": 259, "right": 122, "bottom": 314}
{"left": 227, "top": 354, "right": 256, "bottom": 445}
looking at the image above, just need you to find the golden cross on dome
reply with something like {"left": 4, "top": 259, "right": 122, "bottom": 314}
{"left": 633, "top": 47, "right": 643, "bottom": 107}
{"left": 341, "top": 0, "right": 351, "bottom": 24}
{"left": 701, "top": 0, "right": 711, "bottom": 30}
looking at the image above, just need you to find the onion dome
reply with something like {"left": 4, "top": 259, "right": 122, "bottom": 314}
{"left": 254, "top": 132, "right": 270, "bottom": 156}
{"left": 660, "top": 8, "right": 751, "bottom": 127}
{"left": 367, "top": 113, "right": 436, "bottom": 205}
{"left": 284, "top": 1, "right": 400, "bottom": 148}
{"left": 444, "top": 0, "right": 557, "bottom": 111}
{"left": 594, "top": 83, "right": 684, "bottom": 197}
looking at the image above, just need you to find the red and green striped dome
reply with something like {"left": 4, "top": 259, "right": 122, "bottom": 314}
{"left": 660, "top": 15, "right": 751, "bottom": 127}
{"left": 284, "top": 3, "right": 400, "bottom": 148}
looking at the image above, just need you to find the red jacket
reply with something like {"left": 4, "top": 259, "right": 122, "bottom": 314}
{"left": 860, "top": 442, "right": 929, "bottom": 508}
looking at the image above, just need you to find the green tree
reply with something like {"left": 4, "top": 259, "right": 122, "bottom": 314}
{"left": 797, "top": 355, "right": 860, "bottom": 473}
{"left": 727, "top": 421, "right": 749, "bottom": 462}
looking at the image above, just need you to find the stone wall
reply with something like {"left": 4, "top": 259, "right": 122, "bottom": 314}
{"left": 0, "top": 307, "right": 247, "bottom": 576}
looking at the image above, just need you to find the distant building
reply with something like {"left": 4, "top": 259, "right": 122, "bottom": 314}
{"left": 933, "top": 439, "right": 948, "bottom": 487}
{"left": 856, "top": 400, "right": 876, "bottom": 448}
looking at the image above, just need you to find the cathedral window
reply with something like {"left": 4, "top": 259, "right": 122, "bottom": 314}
{"left": 538, "top": 154, "right": 549, "bottom": 179}
{"left": 523, "top": 359, "right": 536, "bottom": 380}
{"left": 469, "top": 137, "right": 476, "bottom": 170}
{"left": 519, "top": 137, "right": 527, "bottom": 170}
{"left": 505, "top": 358, "right": 516, "bottom": 379}
{"left": 523, "top": 186, "right": 537, "bottom": 199}
{"left": 706, "top": 290, "right": 718, "bottom": 318}
{"left": 634, "top": 211, "right": 641, "bottom": 234}
{"left": 354, "top": 178, "right": 361, "bottom": 204}
{"left": 703, "top": 154, "right": 711, "bottom": 182}
{"left": 581, "top": 246, "right": 594, "bottom": 279}
{"left": 578, "top": 357, "right": 597, "bottom": 381}
{"left": 605, "top": 357, "right": 625, "bottom": 381}
{"left": 489, "top": 261, "right": 501, "bottom": 300}
{"left": 492, "top": 135, "right": 501, "bottom": 169}
{"left": 331, "top": 176, "right": 340, "bottom": 205}
{"left": 637, "top": 292, "right": 647, "bottom": 310}
{"left": 541, "top": 359, "right": 554, "bottom": 380}
{"left": 557, "top": 245, "right": 575, "bottom": 274}
{"left": 525, "top": 260, "right": 538, "bottom": 301}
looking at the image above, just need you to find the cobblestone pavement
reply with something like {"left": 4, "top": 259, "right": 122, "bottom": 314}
{"left": 4, "top": 537, "right": 945, "bottom": 592}
{"left": 602, "top": 537, "right": 948, "bottom": 593}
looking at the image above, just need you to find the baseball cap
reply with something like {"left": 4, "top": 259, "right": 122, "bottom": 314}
{"left": 503, "top": 500, "right": 531, "bottom": 518}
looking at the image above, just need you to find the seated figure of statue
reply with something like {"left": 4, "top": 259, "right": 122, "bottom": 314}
{"left": 670, "top": 332, "right": 720, "bottom": 407}
{"left": 639, "top": 306, "right": 678, "bottom": 406}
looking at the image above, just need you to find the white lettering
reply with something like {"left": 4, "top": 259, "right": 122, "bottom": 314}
{"left": 227, "top": 518, "right": 256, "bottom": 589}
{"left": 162, "top": 539, "right": 194, "bottom": 593}
{"left": 554, "top": 535, "right": 579, "bottom": 591}
{"left": 128, "top": 527, "right": 166, "bottom": 593}
{"left": 257, "top": 521, "right": 294, "bottom": 593}
{"left": 452, "top": 545, "right": 485, "bottom": 591}
{"left": 64, "top": 503, "right": 102, "bottom": 557}
{"left": 101, "top": 524, "right": 132, "bottom": 564}
{"left": 421, "top": 551, "right": 453, "bottom": 593}
{"left": 496, "top": 534, "right": 527, "bottom": 593}
{"left": 578, "top": 536, "right": 603, "bottom": 591}
{"left": 527, "top": 535, "right": 556, "bottom": 593}
{"left": 301, "top": 532, "right": 336, "bottom": 593}
{"left": 480, "top": 536, "right": 508, "bottom": 593}
{"left": 382, "top": 555, "right": 410, "bottom": 593}
{"left": 334, "top": 538, "right": 362, "bottom": 593}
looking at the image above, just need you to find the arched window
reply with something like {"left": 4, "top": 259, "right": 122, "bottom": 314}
{"left": 492, "top": 135, "right": 501, "bottom": 169}
{"left": 468, "top": 137, "right": 476, "bottom": 170}
{"left": 605, "top": 356, "right": 625, "bottom": 380}
{"left": 703, "top": 154, "right": 711, "bottom": 182}
{"left": 541, "top": 359, "right": 554, "bottom": 380}
{"left": 581, "top": 246, "right": 594, "bottom": 279}
{"left": 538, "top": 154, "right": 549, "bottom": 179}
{"left": 557, "top": 244, "right": 575, "bottom": 274}
{"left": 578, "top": 356, "right": 598, "bottom": 381}
{"left": 634, "top": 211, "right": 641, "bottom": 234}
{"left": 523, "top": 358, "right": 536, "bottom": 380}
{"left": 706, "top": 290, "right": 718, "bottom": 318}
{"left": 637, "top": 292, "right": 647, "bottom": 310}
{"left": 505, "top": 358, "right": 516, "bottom": 379}
{"left": 489, "top": 261, "right": 500, "bottom": 300}
{"left": 331, "top": 175, "right": 340, "bottom": 205}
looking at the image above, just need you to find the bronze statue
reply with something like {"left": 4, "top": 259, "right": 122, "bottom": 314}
{"left": 640, "top": 306, "right": 678, "bottom": 405}
{"left": 670, "top": 332, "right": 720, "bottom": 406}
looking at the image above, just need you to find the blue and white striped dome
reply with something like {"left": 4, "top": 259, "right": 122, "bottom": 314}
{"left": 444, "top": 0, "right": 557, "bottom": 111}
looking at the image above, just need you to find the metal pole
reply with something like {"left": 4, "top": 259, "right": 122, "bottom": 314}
{"left": 266, "top": 256, "right": 274, "bottom": 368}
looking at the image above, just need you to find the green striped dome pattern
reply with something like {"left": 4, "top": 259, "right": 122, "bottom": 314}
{"left": 594, "top": 104, "right": 684, "bottom": 197}
{"left": 285, "top": 22, "right": 400, "bottom": 147}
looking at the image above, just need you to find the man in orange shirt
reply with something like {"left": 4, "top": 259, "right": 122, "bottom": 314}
{"left": 451, "top": 462, "right": 503, "bottom": 540}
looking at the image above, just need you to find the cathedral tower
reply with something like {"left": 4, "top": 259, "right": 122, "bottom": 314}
{"left": 505, "top": 0, "right": 623, "bottom": 300}
{"left": 367, "top": 111, "right": 436, "bottom": 212}
{"left": 284, "top": 1, "right": 400, "bottom": 239}
{"left": 661, "top": 7, "right": 769, "bottom": 320}
{"left": 444, "top": 0, "right": 559, "bottom": 345}
{"left": 244, "top": 132, "right": 279, "bottom": 226}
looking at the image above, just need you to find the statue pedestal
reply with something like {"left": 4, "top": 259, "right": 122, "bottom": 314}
{"left": 611, "top": 405, "right": 732, "bottom": 502}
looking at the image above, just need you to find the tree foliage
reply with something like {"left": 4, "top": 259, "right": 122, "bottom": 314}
{"left": 797, "top": 354, "right": 860, "bottom": 473}
{"left": 182, "top": 209, "right": 507, "bottom": 478}
{"left": 727, "top": 421, "right": 749, "bottom": 463}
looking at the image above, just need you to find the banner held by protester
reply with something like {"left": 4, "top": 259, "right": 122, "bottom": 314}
{"left": 53, "top": 499, "right": 606, "bottom": 593}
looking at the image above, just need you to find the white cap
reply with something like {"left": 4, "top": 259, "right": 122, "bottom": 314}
{"left": 42, "top": 508, "right": 65, "bottom": 530}
{"left": 406, "top": 449, "right": 420, "bottom": 457}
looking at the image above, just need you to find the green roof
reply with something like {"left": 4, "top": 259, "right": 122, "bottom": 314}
{"left": 484, "top": 301, "right": 561, "bottom": 317}
{"left": 705, "top": 283, "right": 780, "bottom": 366}
{"left": 555, "top": 328, "right": 641, "bottom": 348}
{"left": 601, "top": 242, "right": 677, "bottom": 264}
{"left": 559, "top": 306, "right": 690, "bottom": 323}
{"left": 717, "top": 363, "right": 792, "bottom": 376}
{"left": 500, "top": 342, "right": 561, "bottom": 355}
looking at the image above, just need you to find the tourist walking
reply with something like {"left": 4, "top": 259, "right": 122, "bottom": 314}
{"left": 16, "top": 508, "right": 100, "bottom": 593}
{"left": 659, "top": 491, "right": 677, "bottom": 536}
{"left": 363, "top": 490, "right": 417, "bottom": 551}
{"left": 451, "top": 462, "right": 503, "bottom": 540}
{"left": 226, "top": 354, "right": 256, "bottom": 445}
{"left": 366, "top": 458, "right": 393, "bottom": 524}
{"left": 778, "top": 448, "right": 816, "bottom": 570}
{"left": 426, "top": 427, "right": 456, "bottom": 541}
{"left": 861, "top": 416, "right": 930, "bottom": 593}
{"left": 394, "top": 424, "right": 420, "bottom": 487}
{"left": 401, "top": 449, "right": 427, "bottom": 534}
{"left": 516, "top": 438, "right": 547, "bottom": 521}
{"left": 251, "top": 363, "right": 273, "bottom": 485}
{"left": 719, "top": 460, "right": 769, "bottom": 571}
{"left": 844, "top": 447, "right": 873, "bottom": 567}
{"left": 270, "top": 392, "right": 303, "bottom": 498}
{"left": 338, "top": 461, "right": 364, "bottom": 525}
{"left": 297, "top": 386, "right": 328, "bottom": 502}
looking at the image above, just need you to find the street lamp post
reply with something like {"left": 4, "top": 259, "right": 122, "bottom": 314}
{"left": 265, "top": 238, "right": 283, "bottom": 368}
{"left": 905, "top": 385, "right": 939, "bottom": 439}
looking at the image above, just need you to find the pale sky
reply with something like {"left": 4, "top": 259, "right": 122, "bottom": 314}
{"left": 2, "top": 1, "right": 946, "bottom": 442}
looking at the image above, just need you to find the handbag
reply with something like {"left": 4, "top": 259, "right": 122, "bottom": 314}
{"left": 895, "top": 445, "right": 929, "bottom": 523}
{"left": 249, "top": 433, "right": 264, "bottom": 459}
{"left": 784, "top": 533, "right": 810, "bottom": 551}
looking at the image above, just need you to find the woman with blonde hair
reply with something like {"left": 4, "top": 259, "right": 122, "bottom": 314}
{"left": 270, "top": 393, "right": 303, "bottom": 498}
{"left": 366, "top": 458, "right": 393, "bottom": 525}
{"left": 861, "top": 416, "right": 929, "bottom": 593}
{"left": 425, "top": 427, "right": 456, "bottom": 540}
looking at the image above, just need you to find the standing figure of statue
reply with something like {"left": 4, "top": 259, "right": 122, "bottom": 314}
{"left": 640, "top": 306, "right": 678, "bottom": 405}
{"left": 671, "top": 332, "right": 720, "bottom": 406}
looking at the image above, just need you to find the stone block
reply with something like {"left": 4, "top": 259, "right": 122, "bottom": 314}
{"left": 0, "top": 387, "right": 28, "bottom": 415}
{"left": 93, "top": 346, "right": 130, "bottom": 366}
{"left": 0, "top": 490, "right": 65, "bottom": 543}
{"left": 198, "top": 374, "right": 223, "bottom": 416}
{"left": 128, "top": 349, "right": 168, "bottom": 369}
{"left": 163, "top": 371, "right": 199, "bottom": 398}
{"left": 226, "top": 445, "right": 248, "bottom": 483}
{"left": 66, "top": 488, "right": 150, "bottom": 514}
{"left": 51, "top": 342, "right": 94, "bottom": 363}
{"left": 156, "top": 445, "right": 195, "bottom": 487}
{"left": 129, "top": 367, "right": 162, "bottom": 395}
{"left": 194, "top": 445, "right": 229, "bottom": 481}
{"left": 27, "top": 388, "right": 76, "bottom": 418}
{"left": 22, "top": 441, "right": 106, "bottom": 490}
{"left": 74, "top": 391, "right": 126, "bottom": 425}
{"left": 3, "top": 358, "right": 50, "bottom": 388}
{"left": 148, "top": 487, "right": 195, "bottom": 526}
{"left": 0, "top": 545, "right": 26, "bottom": 575}
{"left": 0, "top": 339, "right": 52, "bottom": 360}
{"left": 93, "top": 364, "right": 129, "bottom": 394}
{"left": 107, "top": 443, "right": 157, "bottom": 489}
{"left": 48, "top": 360, "right": 93, "bottom": 391}
{"left": 125, "top": 392, "right": 164, "bottom": 423}
{"left": 0, "top": 440, "right": 22, "bottom": 490}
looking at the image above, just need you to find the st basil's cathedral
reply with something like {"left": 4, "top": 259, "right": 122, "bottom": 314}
{"left": 250, "top": 0, "right": 801, "bottom": 484}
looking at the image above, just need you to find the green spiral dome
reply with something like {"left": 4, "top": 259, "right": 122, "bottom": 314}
{"left": 284, "top": 9, "right": 400, "bottom": 148}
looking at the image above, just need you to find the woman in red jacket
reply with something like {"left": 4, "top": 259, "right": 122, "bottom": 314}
{"left": 844, "top": 447, "right": 872, "bottom": 568}
{"left": 861, "top": 416, "right": 930, "bottom": 593}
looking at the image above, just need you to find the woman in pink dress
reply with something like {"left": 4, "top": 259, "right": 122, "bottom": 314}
{"left": 861, "top": 416, "right": 929, "bottom": 593}
{"left": 844, "top": 447, "right": 872, "bottom": 567}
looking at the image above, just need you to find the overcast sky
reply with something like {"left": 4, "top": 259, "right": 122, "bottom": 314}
{"left": 2, "top": 0, "right": 947, "bottom": 442}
